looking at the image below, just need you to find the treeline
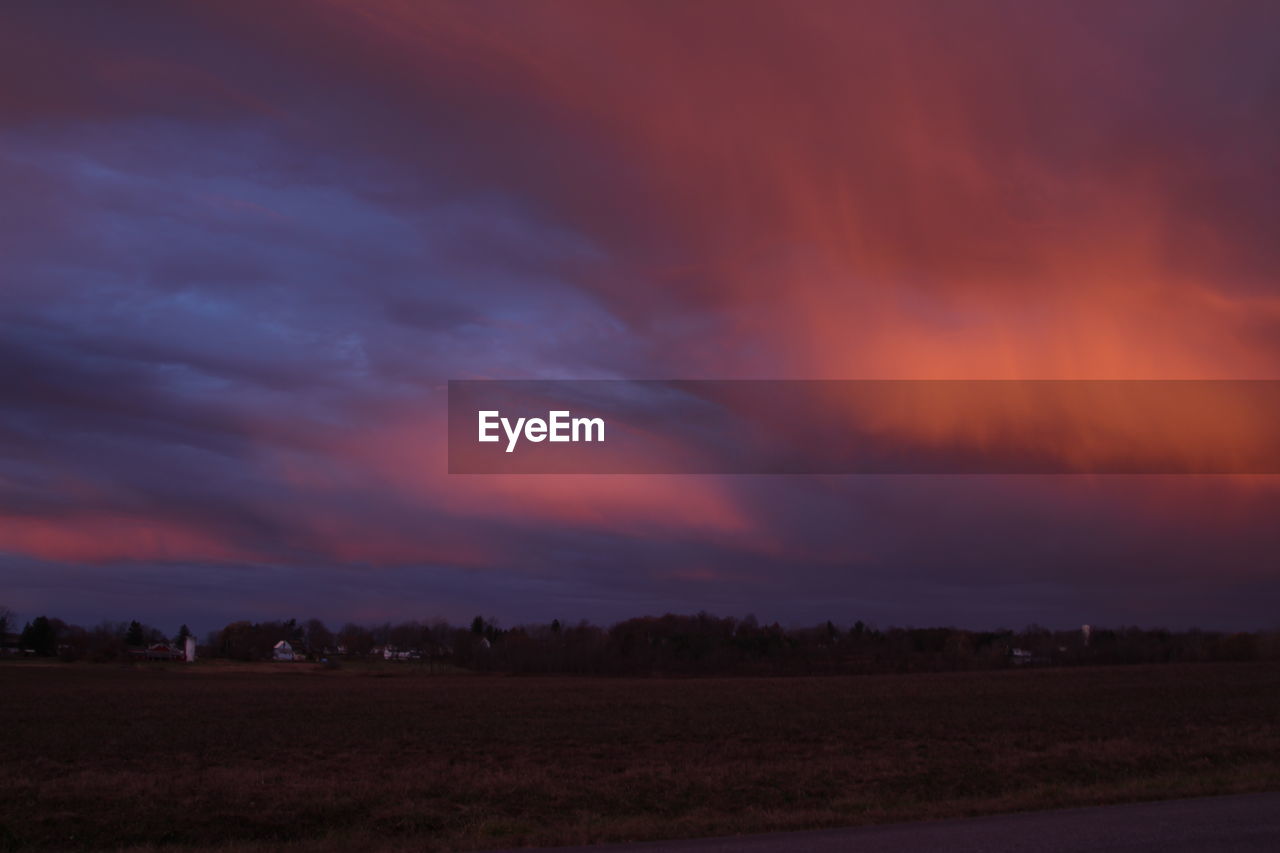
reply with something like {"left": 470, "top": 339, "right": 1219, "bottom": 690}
{"left": 0, "top": 612, "right": 191, "bottom": 662}
{"left": 448, "top": 616, "right": 1280, "bottom": 675}
{"left": 4, "top": 606, "right": 1277, "bottom": 674}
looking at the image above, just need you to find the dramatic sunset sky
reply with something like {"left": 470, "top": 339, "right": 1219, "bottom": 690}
{"left": 2, "top": 1, "right": 1278, "bottom": 633}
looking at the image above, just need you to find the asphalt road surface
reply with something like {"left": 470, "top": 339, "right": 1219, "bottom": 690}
{"left": 509, "top": 792, "right": 1280, "bottom": 853}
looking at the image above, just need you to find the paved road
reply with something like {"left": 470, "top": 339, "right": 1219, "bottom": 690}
{"left": 507, "top": 792, "right": 1280, "bottom": 852}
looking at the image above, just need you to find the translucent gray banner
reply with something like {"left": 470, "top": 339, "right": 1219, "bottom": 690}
{"left": 448, "top": 380, "right": 1280, "bottom": 474}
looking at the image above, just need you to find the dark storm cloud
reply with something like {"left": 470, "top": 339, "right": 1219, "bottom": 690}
{"left": 1, "top": 0, "right": 1278, "bottom": 633}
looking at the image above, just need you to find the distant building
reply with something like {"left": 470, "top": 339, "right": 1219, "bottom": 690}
{"left": 130, "top": 643, "right": 184, "bottom": 661}
{"left": 1010, "top": 648, "right": 1034, "bottom": 664}
{"left": 273, "top": 640, "right": 296, "bottom": 662}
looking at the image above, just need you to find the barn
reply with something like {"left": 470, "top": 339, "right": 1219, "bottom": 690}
{"left": 131, "top": 643, "right": 185, "bottom": 661}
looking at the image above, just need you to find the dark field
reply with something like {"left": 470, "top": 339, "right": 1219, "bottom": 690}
{"left": 3, "top": 662, "right": 1279, "bottom": 852}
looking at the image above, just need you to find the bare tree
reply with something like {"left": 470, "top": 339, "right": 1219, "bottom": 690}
{"left": 337, "top": 623, "right": 374, "bottom": 656}
{"left": 303, "top": 618, "right": 334, "bottom": 656}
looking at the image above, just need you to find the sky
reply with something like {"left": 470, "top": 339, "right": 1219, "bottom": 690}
{"left": 2, "top": 0, "right": 1279, "bottom": 635}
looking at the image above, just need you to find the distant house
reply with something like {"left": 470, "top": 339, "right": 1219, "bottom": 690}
{"left": 1010, "top": 648, "right": 1034, "bottom": 665}
{"left": 273, "top": 640, "right": 296, "bottom": 662}
{"left": 129, "top": 643, "right": 185, "bottom": 661}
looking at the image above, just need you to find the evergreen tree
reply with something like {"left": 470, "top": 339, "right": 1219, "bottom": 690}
{"left": 125, "top": 620, "right": 145, "bottom": 647}
{"left": 20, "top": 616, "right": 56, "bottom": 656}
{"left": 175, "top": 624, "right": 192, "bottom": 645}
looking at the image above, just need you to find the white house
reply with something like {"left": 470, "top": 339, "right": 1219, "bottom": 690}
{"left": 273, "top": 640, "right": 296, "bottom": 662}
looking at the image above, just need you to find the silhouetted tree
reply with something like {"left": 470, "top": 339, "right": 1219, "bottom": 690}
{"left": 337, "top": 623, "right": 374, "bottom": 656}
{"left": 387, "top": 620, "right": 430, "bottom": 654}
{"left": 20, "top": 616, "right": 56, "bottom": 656}
{"left": 125, "top": 620, "right": 145, "bottom": 647}
{"left": 304, "top": 618, "right": 334, "bottom": 655}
